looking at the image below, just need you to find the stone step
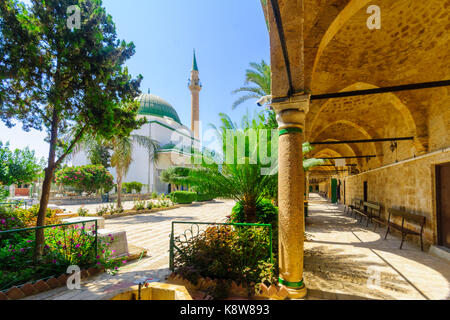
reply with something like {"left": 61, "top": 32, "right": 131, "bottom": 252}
{"left": 428, "top": 245, "right": 450, "bottom": 263}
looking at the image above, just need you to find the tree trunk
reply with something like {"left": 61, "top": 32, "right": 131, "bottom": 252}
{"left": 244, "top": 202, "right": 257, "bottom": 223}
{"left": 33, "top": 111, "right": 58, "bottom": 262}
{"left": 117, "top": 173, "right": 123, "bottom": 209}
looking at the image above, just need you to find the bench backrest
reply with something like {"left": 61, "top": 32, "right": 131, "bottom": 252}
{"left": 388, "top": 208, "right": 426, "bottom": 226}
{"left": 364, "top": 201, "right": 381, "bottom": 212}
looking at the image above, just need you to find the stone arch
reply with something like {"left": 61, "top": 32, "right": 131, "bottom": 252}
{"left": 311, "top": 119, "right": 380, "bottom": 154}
{"left": 309, "top": 83, "right": 418, "bottom": 140}
{"left": 311, "top": 0, "right": 374, "bottom": 80}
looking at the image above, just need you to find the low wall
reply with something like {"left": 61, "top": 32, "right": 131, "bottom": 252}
{"left": 49, "top": 193, "right": 156, "bottom": 205}
{"left": 345, "top": 149, "right": 450, "bottom": 246}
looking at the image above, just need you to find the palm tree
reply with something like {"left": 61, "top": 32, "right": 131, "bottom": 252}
{"left": 110, "top": 134, "right": 159, "bottom": 209}
{"left": 232, "top": 60, "right": 271, "bottom": 110}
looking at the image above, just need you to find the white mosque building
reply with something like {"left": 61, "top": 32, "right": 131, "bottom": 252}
{"left": 73, "top": 52, "right": 202, "bottom": 194}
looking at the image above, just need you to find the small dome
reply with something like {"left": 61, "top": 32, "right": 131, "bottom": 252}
{"left": 136, "top": 93, "right": 181, "bottom": 124}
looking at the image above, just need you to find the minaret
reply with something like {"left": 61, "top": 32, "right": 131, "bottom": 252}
{"left": 189, "top": 50, "right": 202, "bottom": 140}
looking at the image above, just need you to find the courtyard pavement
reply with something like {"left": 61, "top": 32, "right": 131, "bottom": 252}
{"left": 24, "top": 199, "right": 235, "bottom": 300}
{"left": 304, "top": 193, "right": 450, "bottom": 300}
{"left": 23, "top": 194, "right": 450, "bottom": 300}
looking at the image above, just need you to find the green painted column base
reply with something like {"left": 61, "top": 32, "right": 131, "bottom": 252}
{"left": 279, "top": 278, "right": 305, "bottom": 289}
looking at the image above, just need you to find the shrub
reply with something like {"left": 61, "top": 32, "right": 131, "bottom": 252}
{"left": 0, "top": 224, "right": 121, "bottom": 290}
{"left": 173, "top": 225, "right": 274, "bottom": 298}
{"left": 123, "top": 181, "right": 143, "bottom": 194}
{"left": 133, "top": 200, "right": 146, "bottom": 211}
{"left": 151, "top": 192, "right": 158, "bottom": 199}
{"left": 196, "top": 193, "right": 215, "bottom": 202}
{"left": 170, "top": 191, "right": 197, "bottom": 204}
{"left": 231, "top": 198, "right": 278, "bottom": 226}
{"left": 6, "top": 205, "right": 62, "bottom": 229}
{"left": 55, "top": 165, "right": 114, "bottom": 196}
{"left": 231, "top": 198, "right": 279, "bottom": 261}
{"left": 96, "top": 207, "right": 108, "bottom": 217}
{"left": 146, "top": 201, "right": 153, "bottom": 210}
{"left": 77, "top": 207, "right": 88, "bottom": 217}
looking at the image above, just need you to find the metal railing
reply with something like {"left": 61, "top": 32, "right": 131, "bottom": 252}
{"left": 169, "top": 221, "right": 273, "bottom": 272}
{"left": 0, "top": 219, "right": 98, "bottom": 291}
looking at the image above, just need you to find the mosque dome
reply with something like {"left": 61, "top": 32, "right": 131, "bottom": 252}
{"left": 136, "top": 93, "right": 181, "bottom": 124}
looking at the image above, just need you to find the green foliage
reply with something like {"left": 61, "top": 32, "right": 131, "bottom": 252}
{"left": 88, "top": 143, "right": 111, "bottom": 169}
{"left": 55, "top": 165, "right": 114, "bottom": 195}
{"left": 170, "top": 191, "right": 197, "bottom": 204}
{"left": 77, "top": 207, "right": 89, "bottom": 217}
{"left": 160, "top": 167, "right": 190, "bottom": 186}
{"left": 0, "top": 0, "right": 145, "bottom": 255}
{"left": 231, "top": 199, "right": 278, "bottom": 226}
{"left": 133, "top": 199, "right": 146, "bottom": 211}
{"left": 0, "top": 225, "right": 121, "bottom": 290}
{"left": 231, "top": 198, "right": 279, "bottom": 260}
{"left": 123, "top": 181, "right": 143, "bottom": 194}
{"left": 2, "top": 205, "right": 62, "bottom": 229}
{"left": 151, "top": 192, "right": 158, "bottom": 199}
{"left": 196, "top": 193, "right": 215, "bottom": 202}
{"left": 231, "top": 60, "right": 271, "bottom": 109}
{"left": 173, "top": 225, "right": 274, "bottom": 298}
{"left": 0, "top": 141, "right": 43, "bottom": 186}
{"left": 95, "top": 206, "right": 108, "bottom": 217}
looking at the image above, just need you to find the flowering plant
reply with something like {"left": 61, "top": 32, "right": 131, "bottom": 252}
{"left": 55, "top": 165, "right": 114, "bottom": 195}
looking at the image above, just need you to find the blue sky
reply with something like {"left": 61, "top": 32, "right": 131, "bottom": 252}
{"left": 0, "top": 0, "right": 270, "bottom": 160}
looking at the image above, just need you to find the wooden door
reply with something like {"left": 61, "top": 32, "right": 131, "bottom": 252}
{"left": 436, "top": 163, "right": 450, "bottom": 249}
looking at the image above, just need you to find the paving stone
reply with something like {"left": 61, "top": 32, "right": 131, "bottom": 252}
{"left": 47, "top": 277, "right": 62, "bottom": 289}
{"left": 20, "top": 283, "right": 38, "bottom": 297}
{"left": 34, "top": 280, "right": 51, "bottom": 293}
{"left": 6, "top": 287, "right": 25, "bottom": 300}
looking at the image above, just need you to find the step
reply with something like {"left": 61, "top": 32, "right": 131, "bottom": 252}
{"left": 429, "top": 245, "right": 450, "bottom": 263}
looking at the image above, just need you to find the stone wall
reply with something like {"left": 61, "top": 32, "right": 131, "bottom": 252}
{"left": 344, "top": 149, "right": 450, "bottom": 246}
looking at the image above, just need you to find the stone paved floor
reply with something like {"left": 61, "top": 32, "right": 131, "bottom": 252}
{"left": 304, "top": 193, "right": 450, "bottom": 300}
{"left": 23, "top": 195, "right": 450, "bottom": 300}
{"left": 24, "top": 199, "right": 235, "bottom": 300}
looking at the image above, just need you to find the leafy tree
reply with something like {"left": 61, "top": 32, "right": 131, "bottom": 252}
{"left": 232, "top": 60, "right": 271, "bottom": 109}
{"left": 0, "top": 141, "right": 43, "bottom": 188}
{"left": 0, "top": 0, "right": 144, "bottom": 260}
{"left": 88, "top": 143, "right": 111, "bottom": 169}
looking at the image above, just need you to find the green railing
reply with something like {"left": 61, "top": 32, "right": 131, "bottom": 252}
{"left": 169, "top": 221, "right": 273, "bottom": 272}
{"left": 0, "top": 219, "right": 98, "bottom": 291}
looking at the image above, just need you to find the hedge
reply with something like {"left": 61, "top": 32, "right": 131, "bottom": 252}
{"left": 196, "top": 193, "right": 215, "bottom": 202}
{"left": 170, "top": 191, "right": 197, "bottom": 204}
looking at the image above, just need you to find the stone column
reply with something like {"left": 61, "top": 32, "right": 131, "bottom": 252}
{"left": 273, "top": 94, "right": 310, "bottom": 299}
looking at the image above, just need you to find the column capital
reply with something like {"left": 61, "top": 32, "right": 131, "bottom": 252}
{"left": 271, "top": 93, "right": 310, "bottom": 114}
{"left": 272, "top": 94, "right": 310, "bottom": 130}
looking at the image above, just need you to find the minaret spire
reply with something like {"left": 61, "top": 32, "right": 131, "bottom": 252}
{"left": 189, "top": 49, "right": 201, "bottom": 140}
{"left": 193, "top": 49, "right": 199, "bottom": 72}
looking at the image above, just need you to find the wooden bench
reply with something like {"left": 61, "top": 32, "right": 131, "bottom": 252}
{"left": 355, "top": 201, "right": 382, "bottom": 227}
{"left": 346, "top": 198, "right": 362, "bottom": 217}
{"left": 384, "top": 208, "right": 426, "bottom": 251}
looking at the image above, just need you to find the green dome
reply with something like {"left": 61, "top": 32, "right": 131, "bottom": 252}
{"left": 136, "top": 93, "right": 181, "bottom": 124}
